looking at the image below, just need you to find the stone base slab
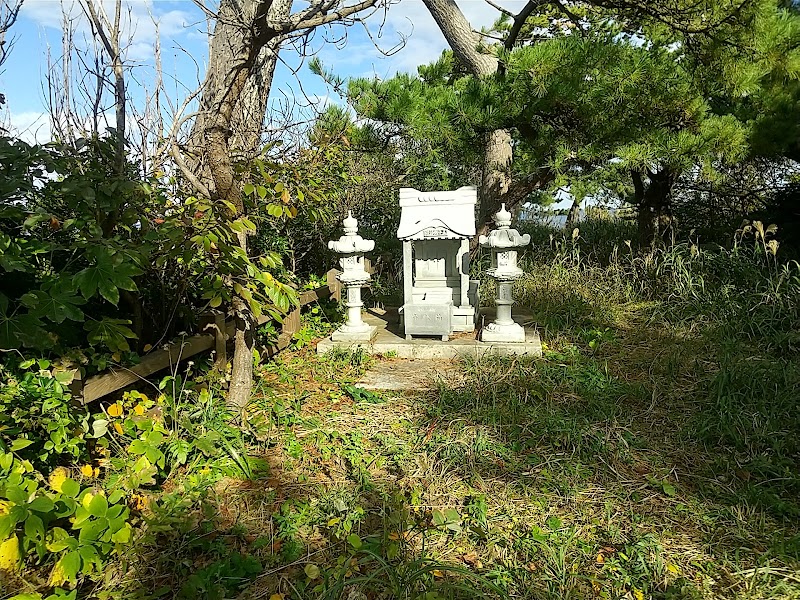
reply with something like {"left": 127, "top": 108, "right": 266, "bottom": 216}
{"left": 318, "top": 308, "right": 541, "bottom": 359}
{"left": 480, "top": 322, "right": 526, "bottom": 343}
{"left": 331, "top": 325, "right": 378, "bottom": 343}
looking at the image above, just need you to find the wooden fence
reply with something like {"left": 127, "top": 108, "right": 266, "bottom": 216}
{"left": 73, "top": 279, "right": 334, "bottom": 405}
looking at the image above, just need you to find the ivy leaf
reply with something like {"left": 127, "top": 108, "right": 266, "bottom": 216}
{"left": 0, "top": 307, "right": 50, "bottom": 350}
{"left": 20, "top": 289, "right": 85, "bottom": 323}
{"left": 74, "top": 253, "right": 141, "bottom": 306}
{"left": 84, "top": 318, "right": 136, "bottom": 352}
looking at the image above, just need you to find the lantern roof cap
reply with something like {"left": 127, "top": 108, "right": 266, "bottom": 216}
{"left": 328, "top": 212, "right": 375, "bottom": 254}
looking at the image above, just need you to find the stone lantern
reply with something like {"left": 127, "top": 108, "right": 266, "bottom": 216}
{"left": 328, "top": 212, "right": 377, "bottom": 342}
{"left": 479, "top": 204, "right": 531, "bottom": 342}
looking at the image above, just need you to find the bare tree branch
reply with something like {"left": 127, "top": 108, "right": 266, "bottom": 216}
{"left": 484, "top": 0, "right": 515, "bottom": 18}
{"left": 505, "top": 0, "right": 545, "bottom": 51}
{"left": 82, "top": 0, "right": 126, "bottom": 172}
{"left": 265, "top": 0, "right": 379, "bottom": 35}
{"left": 0, "top": 0, "right": 25, "bottom": 71}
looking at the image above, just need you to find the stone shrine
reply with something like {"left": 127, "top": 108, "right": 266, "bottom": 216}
{"left": 397, "top": 186, "right": 478, "bottom": 341}
{"left": 479, "top": 203, "right": 531, "bottom": 342}
{"left": 328, "top": 212, "right": 377, "bottom": 342}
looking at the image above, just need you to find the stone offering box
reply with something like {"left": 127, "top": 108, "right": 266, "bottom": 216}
{"left": 397, "top": 186, "right": 479, "bottom": 341}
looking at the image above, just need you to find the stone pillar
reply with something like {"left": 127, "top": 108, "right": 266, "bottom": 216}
{"left": 328, "top": 212, "right": 377, "bottom": 343}
{"left": 479, "top": 204, "right": 531, "bottom": 343}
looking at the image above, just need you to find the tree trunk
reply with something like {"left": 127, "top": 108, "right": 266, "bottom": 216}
{"left": 565, "top": 198, "right": 581, "bottom": 228}
{"left": 634, "top": 168, "right": 677, "bottom": 247}
{"left": 422, "top": 0, "right": 515, "bottom": 242}
{"left": 187, "top": 0, "right": 270, "bottom": 412}
{"left": 187, "top": 0, "right": 291, "bottom": 174}
{"left": 181, "top": 0, "right": 379, "bottom": 412}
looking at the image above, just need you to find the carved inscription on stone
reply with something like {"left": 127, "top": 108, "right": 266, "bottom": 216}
{"left": 422, "top": 227, "right": 448, "bottom": 238}
{"left": 404, "top": 304, "right": 452, "bottom": 336}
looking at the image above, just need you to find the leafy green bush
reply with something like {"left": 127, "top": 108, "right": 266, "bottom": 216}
{"left": 0, "top": 355, "right": 253, "bottom": 596}
{"left": 0, "top": 134, "right": 295, "bottom": 356}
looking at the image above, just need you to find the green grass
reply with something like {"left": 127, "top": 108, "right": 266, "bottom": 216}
{"left": 44, "top": 218, "right": 799, "bottom": 600}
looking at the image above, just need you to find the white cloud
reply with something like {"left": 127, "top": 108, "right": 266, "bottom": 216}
{"left": 5, "top": 111, "right": 51, "bottom": 144}
{"left": 21, "top": 0, "right": 199, "bottom": 63}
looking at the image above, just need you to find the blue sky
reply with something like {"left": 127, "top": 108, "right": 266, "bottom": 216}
{"left": 2, "top": 0, "right": 526, "bottom": 143}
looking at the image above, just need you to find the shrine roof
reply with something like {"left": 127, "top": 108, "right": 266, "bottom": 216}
{"left": 396, "top": 186, "right": 477, "bottom": 240}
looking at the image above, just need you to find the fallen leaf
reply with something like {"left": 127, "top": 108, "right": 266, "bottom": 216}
{"left": 596, "top": 552, "right": 605, "bottom": 564}
{"left": 462, "top": 550, "right": 482, "bottom": 569}
{"left": 304, "top": 563, "right": 320, "bottom": 579}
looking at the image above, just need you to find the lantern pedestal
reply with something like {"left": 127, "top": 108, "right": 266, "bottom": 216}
{"left": 331, "top": 281, "right": 377, "bottom": 342}
{"left": 480, "top": 280, "right": 525, "bottom": 342}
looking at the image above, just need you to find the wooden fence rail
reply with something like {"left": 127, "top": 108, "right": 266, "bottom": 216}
{"left": 74, "top": 281, "right": 334, "bottom": 405}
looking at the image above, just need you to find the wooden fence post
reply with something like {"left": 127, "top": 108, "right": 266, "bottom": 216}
{"left": 327, "top": 267, "right": 342, "bottom": 302}
{"left": 282, "top": 306, "right": 301, "bottom": 337}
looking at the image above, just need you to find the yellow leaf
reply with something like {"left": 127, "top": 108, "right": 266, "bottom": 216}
{"left": 114, "top": 422, "right": 124, "bottom": 435}
{"left": 49, "top": 466, "right": 69, "bottom": 492}
{"left": 143, "top": 344, "right": 153, "bottom": 352}
{"left": 80, "top": 464, "right": 94, "bottom": 478}
{"left": 111, "top": 352, "right": 121, "bottom": 362}
{"left": 0, "top": 535, "right": 21, "bottom": 571}
{"left": 432, "top": 569, "right": 444, "bottom": 578}
{"left": 0, "top": 501, "right": 10, "bottom": 515}
{"left": 269, "top": 595, "right": 284, "bottom": 600}
{"left": 93, "top": 467, "right": 100, "bottom": 477}
{"left": 596, "top": 552, "right": 605, "bottom": 564}
{"left": 132, "top": 494, "right": 149, "bottom": 511}
{"left": 82, "top": 492, "right": 95, "bottom": 509}
{"left": 48, "top": 555, "right": 69, "bottom": 586}
{"left": 667, "top": 563, "right": 679, "bottom": 574}
{"left": 107, "top": 403, "right": 123, "bottom": 418}
{"left": 633, "top": 588, "right": 644, "bottom": 600}
{"left": 134, "top": 404, "right": 146, "bottom": 416}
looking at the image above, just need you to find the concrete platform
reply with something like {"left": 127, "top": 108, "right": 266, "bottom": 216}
{"left": 316, "top": 308, "right": 541, "bottom": 359}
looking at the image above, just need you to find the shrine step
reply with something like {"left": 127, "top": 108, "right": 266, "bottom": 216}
{"left": 356, "top": 359, "right": 461, "bottom": 391}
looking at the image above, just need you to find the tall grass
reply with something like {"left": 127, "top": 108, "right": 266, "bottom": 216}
{"left": 516, "top": 218, "right": 800, "bottom": 351}
{"left": 511, "top": 216, "right": 800, "bottom": 518}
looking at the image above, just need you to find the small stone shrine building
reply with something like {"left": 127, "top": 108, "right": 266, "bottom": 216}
{"left": 397, "top": 186, "right": 478, "bottom": 340}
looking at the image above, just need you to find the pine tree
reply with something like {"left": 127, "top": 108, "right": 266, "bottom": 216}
{"left": 346, "top": 0, "right": 800, "bottom": 244}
